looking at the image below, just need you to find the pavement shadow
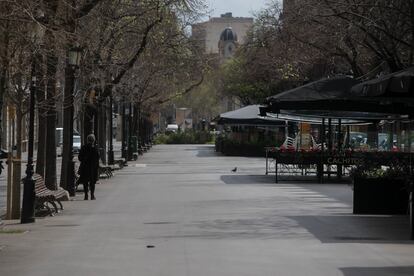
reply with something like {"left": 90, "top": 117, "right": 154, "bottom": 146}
{"left": 276, "top": 175, "right": 351, "bottom": 183}
{"left": 340, "top": 266, "right": 414, "bottom": 276}
{"left": 197, "top": 148, "right": 220, "bottom": 157}
{"left": 288, "top": 214, "right": 413, "bottom": 244}
{"left": 182, "top": 145, "right": 219, "bottom": 157}
{"left": 145, "top": 216, "right": 309, "bottom": 240}
{"left": 220, "top": 174, "right": 275, "bottom": 185}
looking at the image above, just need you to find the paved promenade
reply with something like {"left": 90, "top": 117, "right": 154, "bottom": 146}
{"left": 0, "top": 141, "right": 124, "bottom": 215}
{"left": 0, "top": 144, "right": 413, "bottom": 276}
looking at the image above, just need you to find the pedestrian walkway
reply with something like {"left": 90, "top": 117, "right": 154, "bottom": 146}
{"left": 0, "top": 144, "right": 413, "bottom": 276}
{"left": 0, "top": 140, "right": 124, "bottom": 216}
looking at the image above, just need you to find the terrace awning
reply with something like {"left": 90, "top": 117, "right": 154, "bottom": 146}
{"left": 350, "top": 67, "right": 414, "bottom": 98}
{"left": 267, "top": 76, "right": 358, "bottom": 102}
{"left": 263, "top": 72, "right": 414, "bottom": 117}
{"left": 217, "top": 105, "right": 287, "bottom": 126}
{"left": 271, "top": 110, "right": 405, "bottom": 124}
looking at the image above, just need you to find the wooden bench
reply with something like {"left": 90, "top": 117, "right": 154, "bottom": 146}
{"left": 138, "top": 144, "right": 146, "bottom": 154}
{"left": 32, "top": 173, "right": 69, "bottom": 216}
{"left": 114, "top": 158, "right": 127, "bottom": 168}
{"left": 99, "top": 162, "right": 113, "bottom": 178}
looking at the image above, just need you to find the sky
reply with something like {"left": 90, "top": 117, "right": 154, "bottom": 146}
{"left": 206, "top": 0, "right": 270, "bottom": 18}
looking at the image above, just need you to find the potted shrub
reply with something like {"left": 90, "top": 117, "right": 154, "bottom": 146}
{"left": 351, "top": 164, "right": 409, "bottom": 214}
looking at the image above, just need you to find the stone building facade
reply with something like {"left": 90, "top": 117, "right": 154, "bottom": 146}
{"left": 192, "top": 12, "right": 253, "bottom": 55}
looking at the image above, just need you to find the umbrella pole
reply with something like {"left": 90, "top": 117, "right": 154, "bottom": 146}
{"left": 318, "top": 119, "right": 326, "bottom": 183}
{"left": 328, "top": 118, "right": 332, "bottom": 152}
{"left": 337, "top": 119, "right": 342, "bottom": 179}
{"left": 346, "top": 125, "right": 350, "bottom": 148}
{"left": 388, "top": 121, "right": 393, "bottom": 150}
{"left": 327, "top": 118, "right": 332, "bottom": 179}
{"left": 410, "top": 120, "right": 414, "bottom": 239}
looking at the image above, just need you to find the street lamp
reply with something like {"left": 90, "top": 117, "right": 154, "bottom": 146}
{"left": 62, "top": 46, "right": 82, "bottom": 196}
{"left": 21, "top": 18, "right": 45, "bottom": 223}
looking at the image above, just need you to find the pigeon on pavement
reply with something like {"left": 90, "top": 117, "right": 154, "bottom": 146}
{"left": 231, "top": 167, "right": 237, "bottom": 172}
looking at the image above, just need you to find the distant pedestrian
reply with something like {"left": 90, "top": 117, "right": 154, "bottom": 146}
{"left": 78, "top": 134, "right": 100, "bottom": 200}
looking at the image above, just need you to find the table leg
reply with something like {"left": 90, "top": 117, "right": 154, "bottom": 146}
{"left": 265, "top": 150, "right": 268, "bottom": 175}
{"left": 275, "top": 159, "right": 278, "bottom": 183}
{"left": 411, "top": 191, "right": 414, "bottom": 240}
{"left": 317, "top": 163, "right": 323, "bottom": 183}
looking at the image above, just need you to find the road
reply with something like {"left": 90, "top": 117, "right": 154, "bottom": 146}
{"left": 0, "top": 144, "right": 413, "bottom": 276}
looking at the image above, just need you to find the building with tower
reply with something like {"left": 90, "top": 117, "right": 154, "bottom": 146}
{"left": 192, "top": 12, "right": 253, "bottom": 57}
{"left": 191, "top": 13, "right": 253, "bottom": 113}
{"left": 218, "top": 27, "right": 238, "bottom": 61}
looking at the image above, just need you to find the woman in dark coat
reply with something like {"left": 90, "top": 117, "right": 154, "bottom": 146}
{"left": 78, "top": 134, "right": 100, "bottom": 200}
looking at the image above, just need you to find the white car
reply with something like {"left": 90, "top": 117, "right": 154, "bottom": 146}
{"left": 57, "top": 135, "right": 82, "bottom": 156}
{"left": 72, "top": 135, "right": 81, "bottom": 153}
{"left": 166, "top": 124, "right": 179, "bottom": 133}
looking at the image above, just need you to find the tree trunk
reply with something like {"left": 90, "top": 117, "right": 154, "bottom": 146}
{"left": 83, "top": 105, "right": 96, "bottom": 144}
{"left": 0, "top": 68, "right": 5, "bottom": 151}
{"left": 138, "top": 107, "right": 143, "bottom": 145}
{"left": 60, "top": 62, "right": 75, "bottom": 190}
{"left": 11, "top": 109, "right": 23, "bottom": 219}
{"left": 132, "top": 103, "right": 139, "bottom": 137}
{"left": 0, "top": 26, "right": 10, "bottom": 152}
{"left": 127, "top": 103, "right": 133, "bottom": 160}
{"left": 35, "top": 64, "right": 46, "bottom": 177}
{"left": 45, "top": 54, "right": 58, "bottom": 190}
{"left": 98, "top": 99, "right": 106, "bottom": 164}
{"left": 42, "top": 0, "right": 59, "bottom": 190}
{"left": 93, "top": 106, "right": 98, "bottom": 142}
{"left": 108, "top": 96, "right": 114, "bottom": 164}
{"left": 121, "top": 101, "right": 126, "bottom": 159}
{"left": 36, "top": 85, "right": 46, "bottom": 178}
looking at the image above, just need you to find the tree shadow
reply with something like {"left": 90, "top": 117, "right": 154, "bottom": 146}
{"left": 181, "top": 145, "right": 220, "bottom": 157}
{"left": 276, "top": 175, "right": 351, "bottom": 183}
{"left": 288, "top": 214, "right": 413, "bottom": 244}
{"left": 197, "top": 148, "right": 221, "bottom": 157}
{"left": 220, "top": 174, "right": 276, "bottom": 185}
{"left": 340, "top": 266, "right": 414, "bottom": 276}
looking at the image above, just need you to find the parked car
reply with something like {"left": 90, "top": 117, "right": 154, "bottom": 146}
{"left": 72, "top": 135, "right": 81, "bottom": 153}
{"left": 56, "top": 127, "right": 63, "bottom": 147}
{"left": 166, "top": 124, "right": 179, "bottom": 133}
{"left": 56, "top": 128, "right": 82, "bottom": 156}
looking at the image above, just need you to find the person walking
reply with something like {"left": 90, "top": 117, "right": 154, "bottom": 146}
{"left": 78, "top": 134, "right": 100, "bottom": 200}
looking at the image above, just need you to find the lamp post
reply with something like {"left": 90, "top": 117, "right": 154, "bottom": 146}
{"left": 21, "top": 18, "right": 45, "bottom": 224}
{"left": 62, "top": 46, "right": 82, "bottom": 196}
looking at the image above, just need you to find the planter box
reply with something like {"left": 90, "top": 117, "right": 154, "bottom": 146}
{"left": 353, "top": 177, "right": 408, "bottom": 214}
{"left": 219, "top": 142, "right": 266, "bottom": 157}
{"left": 222, "top": 145, "right": 265, "bottom": 157}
